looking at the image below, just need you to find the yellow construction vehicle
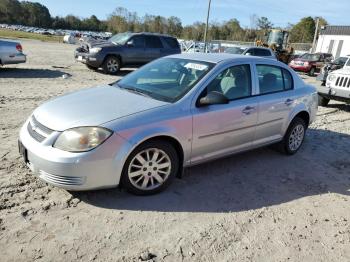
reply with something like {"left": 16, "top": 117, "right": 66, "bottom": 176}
{"left": 256, "top": 29, "right": 294, "bottom": 64}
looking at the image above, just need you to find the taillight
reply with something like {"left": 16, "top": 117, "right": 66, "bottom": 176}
{"left": 16, "top": 44, "right": 23, "bottom": 52}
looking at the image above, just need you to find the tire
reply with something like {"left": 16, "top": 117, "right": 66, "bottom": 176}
{"left": 102, "top": 56, "right": 121, "bottom": 75}
{"left": 318, "top": 95, "right": 330, "bottom": 107}
{"left": 308, "top": 67, "right": 316, "bottom": 77}
{"left": 278, "top": 117, "right": 307, "bottom": 155}
{"left": 121, "top": 140, "right": 179, "bottom": 195}
{"left": 86, "top": 64, "right": 98, "bottom": 71}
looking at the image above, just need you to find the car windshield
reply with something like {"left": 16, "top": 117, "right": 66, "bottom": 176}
{"left": 333, "top": 57, "right": 348, "bottom": 65}
{"left": 300, "top": 53, "right": 321, "bottom": 61}
{"left": 224, "top": 47, "right": 246, "bottom": 54}
{"left": 109, "top": 33, "right": 131, "bottom": 45}
{"left": 115, "top": 58, "right": 214, "bottom": 103}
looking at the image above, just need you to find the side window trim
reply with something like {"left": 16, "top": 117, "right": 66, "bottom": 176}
{"left": 194, "top": 62, "right": 255, "bottom": 105}
{"left": 254, "top": 63, "right": 294, "bottom": 96}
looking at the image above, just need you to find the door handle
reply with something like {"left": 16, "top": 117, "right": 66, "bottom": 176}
{"left": 285, "top": 99, "right": 294, "bottom": 106}
{"left": 242, "top": 106, "right": 255, "bottom": 115}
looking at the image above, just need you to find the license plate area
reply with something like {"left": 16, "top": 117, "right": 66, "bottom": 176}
{"left": 18, "top": 140, "right": 28, "bottom": 163}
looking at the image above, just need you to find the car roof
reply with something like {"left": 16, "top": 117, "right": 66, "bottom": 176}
{"left": 130, "top": 32, "right": 175, "bottom": 38}
{"left": 168, "top": 52, "right": 277, "bottom": 64}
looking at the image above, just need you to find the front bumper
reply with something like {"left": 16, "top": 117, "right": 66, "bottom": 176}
{"left": 318, "top": 84, "right": 350, "bottom": 102}
{"left": 74, "top": 51, "right": 104, "bottom": 68}
{"left": 19, "top": 119, "right": 130, "bottom": 191}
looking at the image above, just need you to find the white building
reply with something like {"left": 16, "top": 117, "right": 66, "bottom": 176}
{"left": 316, "top": 26, "right": 350, "bottom": 58}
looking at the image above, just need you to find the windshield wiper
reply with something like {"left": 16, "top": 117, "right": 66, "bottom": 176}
{"left": 122, "top": 86, "right": 153, "bottom": 98}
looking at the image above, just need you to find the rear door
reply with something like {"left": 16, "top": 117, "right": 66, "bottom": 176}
{"left": 253, "top": 64, "right": 296, "bottom": 146}
{"left": 144, "top": 35, "right": 164, "bottom": 62}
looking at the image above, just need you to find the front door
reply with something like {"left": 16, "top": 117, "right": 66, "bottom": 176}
{"left": 191, "top": 64, "right": 258, "bottom": 164}
{"left": 123, "top": 35, "right": 146, "bottom": 64}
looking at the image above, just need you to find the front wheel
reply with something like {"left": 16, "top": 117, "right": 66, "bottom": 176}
{"left": 102, "top": 56, "right": 121, "bottom": 75}
{"left": 318, "top": 95, "right": 330, "bottom": 107}
{"left": 121, "top": 140, "right": 179, "bottom": 195}
{"left": 308, "top": 67, "right": 316, "bottom": 77}
{"left": 279, "top": 117, "right": 307, "bottom": 155}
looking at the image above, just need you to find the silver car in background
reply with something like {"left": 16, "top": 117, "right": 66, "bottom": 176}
{"left": 0, "top": 39, "right": 26, "bottom": 66}
{"left": 19, "top": 53, "right": 317, "bottom": 195}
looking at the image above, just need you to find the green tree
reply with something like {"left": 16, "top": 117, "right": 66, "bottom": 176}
{"left": 257, "top": 17, "right": 273, "bottom": 30}
{"left": 21, "top": 1, "right": 51, "bottom": 27}
{"left": 290, "top": 16, "right": 316, "bottom": 43}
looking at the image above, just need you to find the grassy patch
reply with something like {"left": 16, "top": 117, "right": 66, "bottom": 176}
{"left": 0, "top": 29, "right": 63, "bottom": 42}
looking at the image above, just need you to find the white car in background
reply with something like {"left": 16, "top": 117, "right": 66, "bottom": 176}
{"left": 318, "top": 58, "right": 350, "bottom": 106}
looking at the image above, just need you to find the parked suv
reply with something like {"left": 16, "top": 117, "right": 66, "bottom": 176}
{"left": 317, "top": 56, "right": 350, "bottom": 85}
{"left": 289, "top": 53, "right": 333, "bottom": 76}
{"left": 318, "top": 58, "right": 350, "bottom": 106}
{"left": 75, "top": 32, "right": 181, "bottom": 74}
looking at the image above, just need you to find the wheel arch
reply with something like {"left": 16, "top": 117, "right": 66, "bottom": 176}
{"left": 121, "top": 134, "right": 185, "bottom": 181}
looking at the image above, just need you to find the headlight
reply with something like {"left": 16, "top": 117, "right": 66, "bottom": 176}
{"left": 328, "top": 74, "right": 336, "bottom": 82}
{"left": 89, "top": 47, "right": 102, "bottom": 54}
{"left": 54, "top": 127, "right": 112, "bottom": 152}
{"left": 304, "top": 62, "right": 309, "bottom": 66}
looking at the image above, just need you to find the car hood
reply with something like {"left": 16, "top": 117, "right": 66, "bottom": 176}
{"left": 33, "top": 85, "right": 168, "bottom": 131}
{"left": 331, "top": 67, "right": 350, "bottom": 76}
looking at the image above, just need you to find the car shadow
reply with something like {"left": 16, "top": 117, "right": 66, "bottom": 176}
{"left": 0, "top": 68, "right": 67, "bottom": 78}
{"left": 96, "top": 68, "right": 135, "bottom": 77}
{"left": 72, "top": 128, "right": 350, "bottom": 213}
{"left": 325, "top": 103, "right": 350, "bottom": 112}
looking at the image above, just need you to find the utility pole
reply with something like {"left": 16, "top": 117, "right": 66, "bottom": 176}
{"left": 203, "top": 0, "right": 212, "bottom": 53}
{"left": 312, "top": 17, "right": 320, "bottom": 53}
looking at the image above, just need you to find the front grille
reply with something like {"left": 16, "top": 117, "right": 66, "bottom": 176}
{"left": 335, "top": 76, "right": 350, "bottom": 88}
{"left": 39, "top": 170, "right": 85, "bottom": 186}
{"left": 27, "top": 116, "right": 55, "bottom": 142}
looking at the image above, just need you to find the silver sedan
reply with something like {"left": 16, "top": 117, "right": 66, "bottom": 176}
{"left": 0, "top": 39, "right": 26, "bottom": 65}
{"left": 19, "top": 53, "right": 318, "bottom": 195}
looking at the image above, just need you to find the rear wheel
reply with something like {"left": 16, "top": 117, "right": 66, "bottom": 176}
{"left": 318, "top": 95, "right": 330, "bottom": 107}
{"left": 278, "top": 117, "right": 306, "bottom": 155}
{"left": 121, "top": 140, "right": 179, "bottom": 195}
{"left": 102, "top": 56, "right": 121, "bottom": 75}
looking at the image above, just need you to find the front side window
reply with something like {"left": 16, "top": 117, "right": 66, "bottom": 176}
{"left": 130, "top": 36, "right": 145, "bottom": 48}
{"left": 257, "top": 65, "right": 293, "bottom": 94}
{"left": 116, "top": 58, "right": 214, "bottom": 102}
{"left": 206, "top": 64, "right": 252, "bottom": 100}
{"left": 346, "top": 59, "right": 350, "bottom": 67}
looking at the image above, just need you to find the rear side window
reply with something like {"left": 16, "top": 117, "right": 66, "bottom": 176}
{"left": 145, "top": 36, "right": 163, "bottom": 48}
{"left": 257, "top": 65, "right": 293, "bottom": 94}
{"left": 254, "top": 49, "right": 272, "bottom": 57}
{"left": 163, "top": 37, "right": 180, "bottom": 49}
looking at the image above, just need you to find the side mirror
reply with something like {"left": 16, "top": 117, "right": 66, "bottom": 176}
{"left": 126, "top": 41, "right": 134, "bottom": 47}
{"left": 199, "top": 91, "right": 229, "bottom": 106}
{"left": 245, "top": 52, "right": 252, "bottom": 56}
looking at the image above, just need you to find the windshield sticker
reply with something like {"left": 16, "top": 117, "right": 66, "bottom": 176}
{"left": 184, "top": 63, "right": 208, "bottom": 71}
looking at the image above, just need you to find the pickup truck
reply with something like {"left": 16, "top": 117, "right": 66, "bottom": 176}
{"left": 0, "top": 39, "right": 26, "bottom": 66}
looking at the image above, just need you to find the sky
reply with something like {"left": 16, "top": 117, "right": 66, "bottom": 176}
{"left": 33, "top": 0, "right": 349, "bottom": 27}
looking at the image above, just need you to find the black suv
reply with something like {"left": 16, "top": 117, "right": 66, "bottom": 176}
{"left": 75, "top": 32, "right": 181, "bottom": 74}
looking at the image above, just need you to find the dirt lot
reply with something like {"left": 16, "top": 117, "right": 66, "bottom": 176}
{"left": 0, "top": 39, "right": 349, "bottom": 262}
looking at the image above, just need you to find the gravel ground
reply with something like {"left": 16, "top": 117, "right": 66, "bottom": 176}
{"left": 0, "top": 39, "right": 349, "bottom": 262}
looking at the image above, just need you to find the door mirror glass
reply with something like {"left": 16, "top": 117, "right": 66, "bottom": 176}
{"left": 199, "top": 91, "right": 229, "bottom": 106}
{"left": 126, "top": 41, "right": 134, "bottom": 47}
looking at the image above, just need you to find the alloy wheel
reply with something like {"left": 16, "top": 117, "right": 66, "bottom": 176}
{"left": 288, "top": 124, "right": 305, "bottom": 151}
{"left": 128, "top": 148, "right": 172, "bottom": 191}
